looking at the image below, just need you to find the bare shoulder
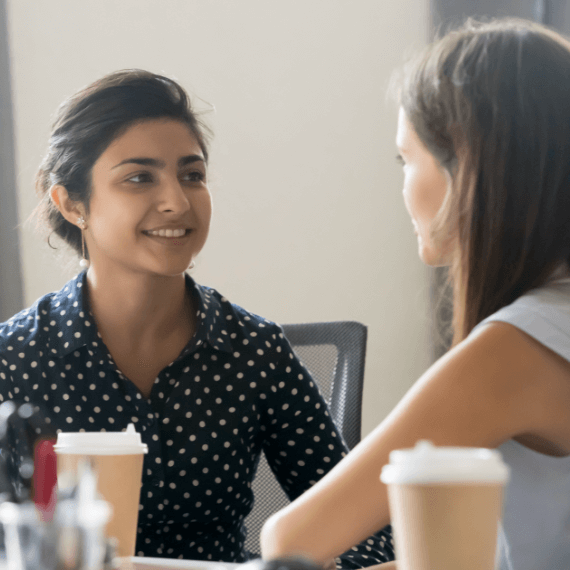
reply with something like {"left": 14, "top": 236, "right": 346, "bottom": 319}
{"left": 374, "top": 319, "right": 570, "bottom": 452}
{"left": 470, "top": 321, "right": 570, "bottom": 454}
{"left": 465, "top": 320, "right": 570, "bottom": 401}
{"left": 438, "top": 320, "right": 570, "bottom": 445}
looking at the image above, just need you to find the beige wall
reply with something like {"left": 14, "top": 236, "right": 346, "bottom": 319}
{"left": 7, "top": 0, "right": 431, "bottom": 437}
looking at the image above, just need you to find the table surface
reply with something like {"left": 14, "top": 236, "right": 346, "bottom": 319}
{"left": 124, "top": 556, "right": 241, "bottom": 570}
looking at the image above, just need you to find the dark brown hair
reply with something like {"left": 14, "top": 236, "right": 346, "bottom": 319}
{"left": 35, "top": 69, "right": 210, "bottom": 256}
{"left": 398, "top": 18, "right": 570, "bottom": 344}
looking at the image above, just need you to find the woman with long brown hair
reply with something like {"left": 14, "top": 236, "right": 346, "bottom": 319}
{"left": 261, "top": 18, "right": 570, "bottom": 570}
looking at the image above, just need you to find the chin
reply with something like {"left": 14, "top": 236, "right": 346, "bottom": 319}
{"left": 143, "top": 260, "right": 195, "bottom": 278}
{"left": 418, "top": 241, "right": 445, "bottom": 267}
{"left": 160, "top": 265, "right": 194, "bottom": 277}
{"left": 420, "top": 248, "right": 451, "bottom": 267}
{"left": 415, "top": 229, "right": 453, "bottom": 266}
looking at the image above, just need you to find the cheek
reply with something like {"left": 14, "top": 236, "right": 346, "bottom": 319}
{"left": 199, "top": 192, "right": 213, "bottom": 224}
{"left": 406, "top": 171, "right": 445, "bottom": 224}
{"left": 88, "top": 194, "right": 142, "bottom": 239}
{"left": 401, "top": 173, "right": 414, "bottom": 213}
{"left": 402, "top": 173, "right": 425, "bottom": 223}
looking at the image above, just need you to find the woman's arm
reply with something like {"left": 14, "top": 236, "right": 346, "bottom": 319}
{"left": 261, "top": 321, "right": 564, "bottom": 563}
{"left": 365, "top": 564, "right": 397, "bottom": 570}
{"left": 261, "top": 330, "right": 395, "bottom": 566}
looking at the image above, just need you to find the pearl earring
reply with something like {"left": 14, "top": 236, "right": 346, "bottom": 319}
{"left": 77, "top": 216, "right": 89, "bottom": 269}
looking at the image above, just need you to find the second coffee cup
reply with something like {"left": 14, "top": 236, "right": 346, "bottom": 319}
{"left": 381, "top": 440, "right": 510, "bottom": 570}
{"left": 54, "top": 424, "right": 148, "bottom": 558}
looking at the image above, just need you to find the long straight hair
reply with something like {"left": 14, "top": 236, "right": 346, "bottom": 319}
{"left": 399, "top": 18, "right": 570, "bottom": 345}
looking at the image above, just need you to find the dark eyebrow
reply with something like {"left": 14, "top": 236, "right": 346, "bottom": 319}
{"left": 112, "top": 155, "right": 205, "bottom": 170}
{"left": 112, "top": 157, "right": 165, "bottom": 169}
{"left": 179, "top": 155, "right": 205, "bottom": 167}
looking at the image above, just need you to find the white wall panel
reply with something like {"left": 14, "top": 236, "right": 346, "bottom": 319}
{"left": 7, "top": 0, "right": 430, "bottom": 436}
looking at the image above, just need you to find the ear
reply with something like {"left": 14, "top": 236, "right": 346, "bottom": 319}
{"left": 50, "top": 185, "right": 87, "bottom": 227}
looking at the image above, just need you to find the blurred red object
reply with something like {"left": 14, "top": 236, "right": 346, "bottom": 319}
{"left": 33, "top": 438, "right": 57, "bottom": 521}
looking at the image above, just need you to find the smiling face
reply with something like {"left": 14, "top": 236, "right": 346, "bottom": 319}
{"left": 83, "top": 119, "right": 212, "bottom": 277}
{"left": 396, "top": 107, "right": 450, "bottom": 266}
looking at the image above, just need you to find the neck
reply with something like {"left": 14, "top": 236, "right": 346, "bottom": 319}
{"left": 84, "top": 266, "right": 193, "bottom": 342}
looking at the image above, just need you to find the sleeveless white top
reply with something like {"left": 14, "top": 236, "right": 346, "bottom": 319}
{"left": 472, "top": 277, "right": 570, "bottom": 570}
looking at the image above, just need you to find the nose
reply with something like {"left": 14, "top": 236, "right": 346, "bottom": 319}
{"left": 158, "top": 175, "right": 191, "bottom": 214}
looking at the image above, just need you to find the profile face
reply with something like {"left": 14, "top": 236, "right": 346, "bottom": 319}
{"left": 396, "top": 107, "right": 450, "bottom": 266}
{"left": 85, "top": 119, "right": 212, "bottom": 277}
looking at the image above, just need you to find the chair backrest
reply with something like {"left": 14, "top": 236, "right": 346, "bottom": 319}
{"left": 244, "top": 320, "right": 368, "bottom": 556}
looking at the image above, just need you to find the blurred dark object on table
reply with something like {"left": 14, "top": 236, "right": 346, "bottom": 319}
{"left": 0, "top": 401, "right": 115, "bottom": 570}
{"left": 0, "top": 460, "right": 113, "bottom": 570}
{"left": 242, "top": 557, "right": 323, "bottom": 570}
{"left": 0, "top": 400, "right": 56, "bottom": 505}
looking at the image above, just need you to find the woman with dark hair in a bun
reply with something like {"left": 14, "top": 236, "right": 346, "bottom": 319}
{"left": 0, "top": 70, "right": 394, "bottom": 566}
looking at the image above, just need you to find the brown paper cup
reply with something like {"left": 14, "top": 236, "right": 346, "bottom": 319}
{"left": 387, "top": 482, "right": 503, "bottom": 570}
{"left": 54, "top": 424, "right": 148, "bottom": 558}
{"left": 381, "top": 441, "right": 509, "bottom": 570}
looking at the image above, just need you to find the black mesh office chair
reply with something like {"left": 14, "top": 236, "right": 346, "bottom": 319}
{"left": 244, "top": 320, "right": 368, "bottom": 556}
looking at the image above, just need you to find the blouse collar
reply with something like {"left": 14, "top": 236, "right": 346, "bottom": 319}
{"left": 47, "top": 271, "right": 234, "bottom": 359}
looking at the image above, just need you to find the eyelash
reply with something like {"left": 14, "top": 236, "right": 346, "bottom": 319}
{"left": 395, "top": 154, "right": 405, "bottom": 166}
{"left": 182, "top": 171, "right": 206, "bottom": 183}
{"left": 126, "top": 170, "right": 206, "bottom": 184}
{"left": 126, "top": 172, "right": 152, "bottom": 184}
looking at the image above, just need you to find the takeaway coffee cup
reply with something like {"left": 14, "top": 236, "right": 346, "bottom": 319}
{"left": 54, "top": 423, "right": 148, "bottom": 557}
{"left": 380, "top": 440, "right": 510, "bottom": 570}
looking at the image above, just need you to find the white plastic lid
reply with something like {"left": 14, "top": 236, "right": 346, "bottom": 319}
{"left": 380, "top": 440, "right": 510, "bottom": 485}
{"left": 54, "top": 423, "right": 148, "bottom": 455}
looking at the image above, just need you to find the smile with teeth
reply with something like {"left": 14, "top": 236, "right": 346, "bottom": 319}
{"left": 145, "top": 228, "right": 189, "bottom": 238}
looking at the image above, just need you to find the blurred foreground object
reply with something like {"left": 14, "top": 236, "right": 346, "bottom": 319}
{"left": 0, "top": 461, "right": 112, "bottom": 570}
{"left": 0, "top": 401, "right": 56, "bottom": 505}
{"left": 381, "top": 441, "right": 509, "bottom": 570}
{"left": 0, "top": 401, "right": 113, "bottom": 570}
{"left": 244, "top": 557, "right": 323, "bottom": 570}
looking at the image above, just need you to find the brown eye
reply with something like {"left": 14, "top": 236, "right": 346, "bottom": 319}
{"left": 182, "top": 171, "right": 205, "bottom": 183}
{"left": 127, "top": 172, "right": 153, "bottom": 184}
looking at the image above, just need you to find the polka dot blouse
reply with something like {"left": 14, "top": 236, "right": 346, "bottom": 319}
{"left": 0, "top": 271, "right": 394, "bottom": 566}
